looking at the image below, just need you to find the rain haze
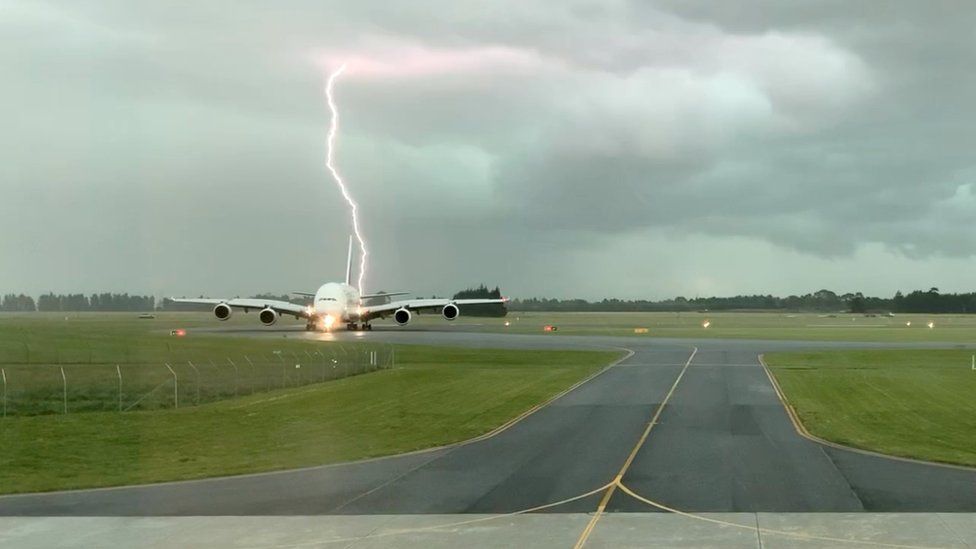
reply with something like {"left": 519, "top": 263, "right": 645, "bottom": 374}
{"left": 3, "top": 1, "right": 975, "bottom": 300}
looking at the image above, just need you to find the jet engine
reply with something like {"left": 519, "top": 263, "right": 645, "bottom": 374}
{"left": 213, "top": 303, "right": 232, "bottom": 321}
{"left": 442, "top": 303, "right": 459, "bottom": 321}
{"left": 394, "top": 308, "right": 411, "bottom": 326}
{"left": 259, "top": 308, "right": 279, "bottom": 326}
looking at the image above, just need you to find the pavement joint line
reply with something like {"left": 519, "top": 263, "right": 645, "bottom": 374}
{"left": 327, "top": 450, "right": 446, "bottom": 514}
{"left": 615, "top": 482, "right": 948, "bottom": 549}
{"left": 0, "top": 346, "right": 635, "bottom": 501}
{"left": 758, "top": 353, "right": 976, "bottom": 472}
{"left": 247, "top": 481, "right": 615, "bottom": 548}
{"left": 934, "top": 512, "right": 974, "bottom": 549}
{"left": 573, "top": 347, "right": 698, "bottom": 549}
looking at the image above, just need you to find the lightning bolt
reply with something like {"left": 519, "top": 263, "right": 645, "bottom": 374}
{"left": 325, "top": 64, "right": 368, "bottom": 294}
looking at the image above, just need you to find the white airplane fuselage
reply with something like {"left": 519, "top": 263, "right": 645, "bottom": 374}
{"left": 312, "top": 282, "right": 362, "bottom": 328}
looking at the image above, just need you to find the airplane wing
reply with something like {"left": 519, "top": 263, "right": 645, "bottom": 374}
{"left": 362, "top": 297, "right": 507, "bottom": 317}
{"left": 360, "top": 291, "right": 411, "bottom": 300}
{"left": 167, "top": 297, "right": 310, "bottom": 318}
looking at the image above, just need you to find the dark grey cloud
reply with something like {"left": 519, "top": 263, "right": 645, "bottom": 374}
{"left": 2, "top": 1, "right": 976, "bottom": 300}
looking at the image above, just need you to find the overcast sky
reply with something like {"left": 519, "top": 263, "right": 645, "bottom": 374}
{"left": 2, "top": 1, "right": 975, "bottom": 300}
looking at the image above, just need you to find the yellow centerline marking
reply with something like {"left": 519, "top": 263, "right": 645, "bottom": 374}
{"left": 615, "top": 482, "right": 944, "bottom": 549}
{"left": 573, "top": 347, "right": 698, "bottom": 549}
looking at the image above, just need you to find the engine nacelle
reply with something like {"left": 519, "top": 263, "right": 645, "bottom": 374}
{"left": 442, "top": 303, "right": 459, "bottom": 321}
{"left": 394, "top": 308, "right": 411, "bottom": 326}
{"left": 213, "top": 303, "right": 232, "bottom": 321}
{"left": 259, "top": 308, "right": 279, "bottom": 326}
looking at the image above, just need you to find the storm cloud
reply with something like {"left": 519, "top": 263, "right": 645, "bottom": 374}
{"left": 2, "top": 1, "right": 975, "bottom": 299}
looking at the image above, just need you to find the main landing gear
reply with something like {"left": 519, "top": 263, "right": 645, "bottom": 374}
{"left": 346, "top": 322, "right": 373, "bottom": 331}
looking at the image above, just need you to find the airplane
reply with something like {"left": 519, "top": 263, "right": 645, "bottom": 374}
{"left": 168, "top": 237, "right": 507, "bottom": 331}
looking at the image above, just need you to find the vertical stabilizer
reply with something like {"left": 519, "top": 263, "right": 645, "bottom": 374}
{"left": 345, "top": 235, "right": 353, "bottom": 286}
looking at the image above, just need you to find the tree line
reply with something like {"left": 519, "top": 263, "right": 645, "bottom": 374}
{"left": 509, "top": 288, "right": 976, "bottom": 314}
{"left": 452, "top": 284, "right": 508, "bottom": 317}
{"left": 31, "top": 293, "right": 157, "bottom": 311}
{"left": 2, "top": 293, "right": 157, "bottom": 312}
{"left": 4, "top": 287, "right": 976, "bottom": 314}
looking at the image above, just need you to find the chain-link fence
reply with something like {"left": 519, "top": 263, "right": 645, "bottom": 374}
{"left": 0, "top": 344, "right": 394, "bottom": 416}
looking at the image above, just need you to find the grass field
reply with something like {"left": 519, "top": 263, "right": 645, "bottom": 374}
{"left": 458, "top": 311, "right": 976, "bottom": 342}
{"left": 765, "top": 349, "right": 976, "bottom": 467}
{"left": 0, "top": 313, "right": 394, "bottom": 414}
{"left": 0, "top": 313, "right": 617, "bottom": 493}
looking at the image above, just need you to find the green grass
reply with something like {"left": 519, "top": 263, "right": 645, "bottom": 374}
{"left": 765, "top": 349, "right": 976, "bottom": 467}
{"left": 0, "top": 311, "right": 617, "bottom": 493}
{"left": 430, "top": 311, "right": 976, "bottom": 342}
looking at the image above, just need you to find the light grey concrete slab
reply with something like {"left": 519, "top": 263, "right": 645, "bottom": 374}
{"left": 757, "top": 513, "right": 969, "bottom": 548}
{"left": 0, "top": 516, "right": 393, "bottom": 548}
{"left": 2, "top": 514, "right": 976, "bottom": 548}
{"left": 347, "top": 514, "right": 593, "bottom": 549}
{"left": 586, "top": 513, "right": 760, "bottom": 548}
{"left": 936, "top": 514, "right": 976, "bottom": 548}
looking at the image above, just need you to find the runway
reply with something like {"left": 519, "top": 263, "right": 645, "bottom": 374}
{"left": 1, "top": 328, "right": 974, "bottom": 518}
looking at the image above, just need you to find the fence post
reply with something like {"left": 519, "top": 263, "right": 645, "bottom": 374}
{"left": 316, "top": 351, "right": 325, "bottom": 382}
{"left": 304, "top": 351, "right": 315, "bottom": 383}
{"left": 272, "top": 351, "right": 284, "bottom": 388}
{"left": 227, "top": 358, "right": 239, "bottom": 397}
{"left": 244, "top": 355, "right": 255, "bottom": 394}
{"left": 291, "top": 352, "right": 301, "bottom": 386}
{"left": 165, "top": 363, "right": 178, "bottom": 409}
{"left": 60, "top": 367, "right": 67, "bottom": 415}
{"left": 2, "top": 367, "right": 6, "bottom": 418}
{"left": 187, "top": 361, "right": 200, "bottom": 405}
{"left": 116, "top": 365, "right": 122, "bottom": 412}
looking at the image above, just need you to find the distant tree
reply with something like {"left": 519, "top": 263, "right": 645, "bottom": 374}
{"left": 37, "top": 293, "right": 62, "bottom": 311}
{"left": 0, "top": 294, "right": 36, "bottom": 311}
{"left": 848, "top": 294, "right": 867, "bottom": 313}
{"left": 453, "top": 285, "right": 507, "bottom": 317}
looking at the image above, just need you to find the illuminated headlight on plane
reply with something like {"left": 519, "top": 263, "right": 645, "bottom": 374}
{"left": 324, "top": 315, "right": 336, "bottom": 328}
